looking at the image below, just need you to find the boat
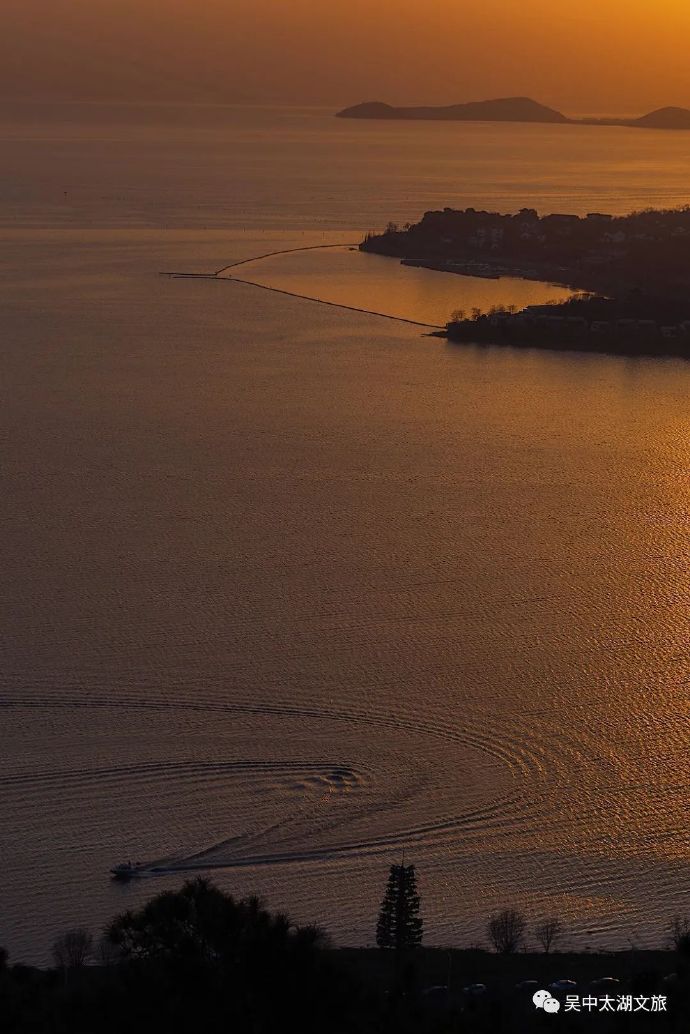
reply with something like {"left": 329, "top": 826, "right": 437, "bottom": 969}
{"left": 110, "top": 861, "right": 141, "bottom": 880}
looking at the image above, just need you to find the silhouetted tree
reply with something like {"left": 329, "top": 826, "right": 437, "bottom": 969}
{"left": 534, "top": 917, "right": 563, "bottom": 953}
{"left": 670, "top": 915, "right": 690, "bottom": 953}
{"left": 376, "top": 864, "right": 423, "bottom": 950}
{"left": 52, "top": 928, "right": 92, "bottom": 970}
{"left": 96, "top": 932, "right": 121, "bottom": 966}
{"left": 487, "top": 909, "right": 526, "bottom": 954}
{"left": 103, "top": 878, "right": 357, "bottom": 1034}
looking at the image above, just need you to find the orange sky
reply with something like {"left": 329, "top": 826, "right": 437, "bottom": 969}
{"left": 2, "top": 0, "right": 689, "bottom": 114}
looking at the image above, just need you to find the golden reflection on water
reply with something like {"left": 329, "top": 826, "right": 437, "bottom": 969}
{"left": 226, "top": 246, "right": 576, "bottom": 327}
{"left": 3, "top": 101, "right": 690, "bottom": 961}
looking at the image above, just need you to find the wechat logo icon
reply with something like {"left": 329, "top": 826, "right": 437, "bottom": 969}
{"left": 533, "top": 989, "right": 561, "bottom": 1013}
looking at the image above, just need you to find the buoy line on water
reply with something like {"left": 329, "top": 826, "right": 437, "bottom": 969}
{"left": 160, "top": 242, "right": 445, "bottom": 330}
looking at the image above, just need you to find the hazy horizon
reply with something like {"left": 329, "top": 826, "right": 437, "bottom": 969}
{"left": 2, "top": 0, "right": 690, "bottom": 114}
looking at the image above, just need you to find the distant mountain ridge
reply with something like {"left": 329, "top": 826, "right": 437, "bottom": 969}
{"left": 337, "top": 97, "right": 568, "bottom": 124}
{"left": 337, "top": 97, "right": 690, "bottom": 130}
{"left": 632, "top": 106, "right": 690, "bottom": 129}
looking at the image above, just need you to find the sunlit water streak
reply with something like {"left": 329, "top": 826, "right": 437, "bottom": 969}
{"left": 1, "top": 103, "right": 689, "bottom": 963}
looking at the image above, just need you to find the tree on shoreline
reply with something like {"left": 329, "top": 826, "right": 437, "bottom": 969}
{"left": 533, "top": 917, "right": 563, "bottom": 954}
{"left": 52, "top": 928, "right": 92, "bottom": 970}
{"left": 670, "top": 915, "right": 690, "bottom": 953}
{"left": 101, "top": 879, "right": 359, "bottom": 1033}
{"left": 487, "top": 909, "right": 526, "bottom": 954}
{"left": 376, "top": 864, "right": 423, "bottom": 950}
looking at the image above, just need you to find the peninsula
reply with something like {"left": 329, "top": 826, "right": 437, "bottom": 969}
{"left": 337, "top": 96, "right": 690, "bottom": 130}
{"left": 361, "top": 206, "right": 690, "bottom": 356}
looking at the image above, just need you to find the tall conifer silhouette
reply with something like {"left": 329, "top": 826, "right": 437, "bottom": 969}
{"left": 376, "top": 863, "right": 423, "bottom": 949}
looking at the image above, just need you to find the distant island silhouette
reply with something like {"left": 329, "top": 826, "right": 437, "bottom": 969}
{"left": 337, "top": 97, "right": 690, "bottom": 130}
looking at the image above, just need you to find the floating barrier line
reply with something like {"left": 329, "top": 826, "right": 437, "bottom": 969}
{"left": 160, "top": 241, "right": 444, "bottom": 329}
{"left": 221, "top": 275, "right": 444, "bottom": 329}
{"left": 213, "top": 242, "right": 361, "bottom": 276}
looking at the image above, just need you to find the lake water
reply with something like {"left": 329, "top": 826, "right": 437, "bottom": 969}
{"left": 219, "top": 246, "right": 575, "bottom": 328}
{"left": 1, "top": 103, "right": 690, "bottom": 964}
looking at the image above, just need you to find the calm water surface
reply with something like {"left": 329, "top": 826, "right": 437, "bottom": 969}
{"left": 1, "top": 104, "right": 689, "bottom": 962}
{"left": 221, "top": 246, "right": 575, "bottom": 327}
